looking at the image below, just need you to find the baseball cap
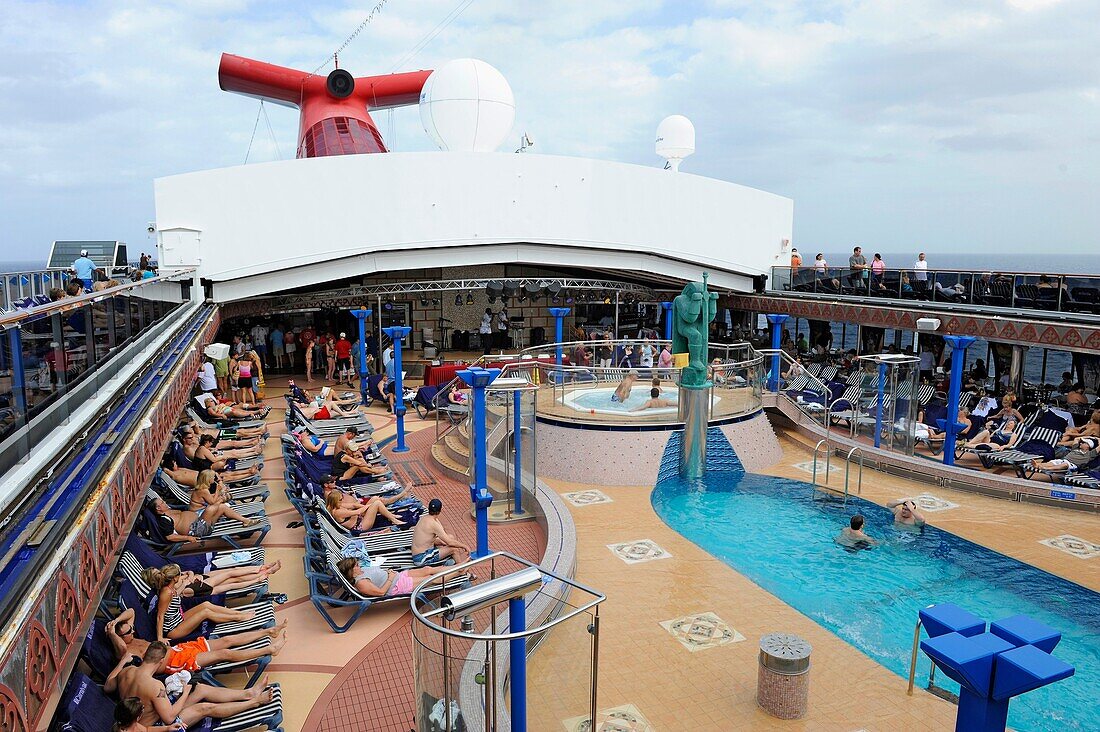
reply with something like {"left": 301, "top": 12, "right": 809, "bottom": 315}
{"left": 428, "top": 498, "right": 443, "bottom": 514}
{"left": 79, "top": 249, "right": 88, "bottom": 256}
{"left": 340, "top": 332, "right": 346, "bottom": 338}
{"left": 345, "top": 425, "right": 359, "bottom": 435}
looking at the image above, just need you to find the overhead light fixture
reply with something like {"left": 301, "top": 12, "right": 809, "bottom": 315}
{"left": 524, "top": 282, "right": 541, "bottom": 300}
{"left": 455, "top": 294, "right": 463, "bottom": 306}
{"left": 465, "top": 293, "right": 473, "bottom": 305}
{"left": 503, "top": 280, "right": 519, "bottom": 299}
{"left": 419, "top": 295, "right": 428, "bottom": 307}
{"left": 486, "top": 280, "right": 504, "bottom": 300}
{"left": 545, "top": 282, "right": 562, "bottom": 299}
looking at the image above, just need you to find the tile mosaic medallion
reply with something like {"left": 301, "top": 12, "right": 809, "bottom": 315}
{"left": 1039, "top": 534, "right": 1100, "bottom": 559}
{"left": 562, "top": 489, "right": 613, "bottom": 507}
{"left": 897, "top": 493, "right": 959, "bottom": 512}
{"left": 791, "top": 460, "right": 840, "bottom": 476}
{"left": 606, "top": 539, "right": 672, "bottom": 565}
{"left": 658, "top": 611, "right": 746, "bottom": 652}
{"left": 562, "top": 703, "right": 654, "bottom": 732}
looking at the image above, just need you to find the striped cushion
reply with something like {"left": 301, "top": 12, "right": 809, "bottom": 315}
{"left": 917, "top": 384, "right": 936, "bottom": 404}
{"left": 214, "top": 683, "right": 282, "bottom": 732}
{"left": 785, "top": 374, "right": 810, "bottom": 392}
{"left": 1026, "top": 427, "right": 1062, "bottom": 447}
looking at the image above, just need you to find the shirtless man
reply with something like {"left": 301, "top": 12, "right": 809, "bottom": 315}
{"left": 104, "top": 642, "right": 274, "bottom": 729}
{"left": 320, "top": 474, "right": 408, "bottom": 505}
{"left": 105, "top": 608, "right": 286, "bottom": 677}
{"left": 837, "top": 514, "right": 876, "bottom": 546}
{"left": 888, "top": 498, "right": 926, "bottom": 527}
{"left": 332, "top": 426, "right": 390, "bottom": 480}
{"left": 411, "top": 498, "right": 470, "bottom": 567}
{"left": 630, "top": 387, "right": 677, "bottom": 412}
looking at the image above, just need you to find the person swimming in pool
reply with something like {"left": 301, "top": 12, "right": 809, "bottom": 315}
{"left": 888, "top": 498, "right": 926, "bottom": 527}
{"left": 837, "top": 514, "right": 876, "bottom": 547}
{"left": 612, "top": 371, "right": 639, "bottom": 402}
{"left": 630, "top": 387, "right": 677, "bottom": 412}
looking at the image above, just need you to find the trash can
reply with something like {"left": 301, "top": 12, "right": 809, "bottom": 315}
{"left": 757, "top": 633, "right": 811, "bottom": 719}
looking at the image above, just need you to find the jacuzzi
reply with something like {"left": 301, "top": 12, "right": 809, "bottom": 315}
{"left": 560, "top": 385, "right": 720, "bottom": 416}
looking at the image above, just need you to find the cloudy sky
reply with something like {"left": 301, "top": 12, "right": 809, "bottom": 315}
{"left": 1, "top": 0, "right": 1097, "bottom": 263}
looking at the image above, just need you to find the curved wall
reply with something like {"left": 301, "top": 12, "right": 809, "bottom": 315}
{"left": 153, "top": 152, "right": 794, "bottom": 302}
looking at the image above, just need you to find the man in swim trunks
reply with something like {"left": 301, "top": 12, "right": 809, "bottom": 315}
{"left": 332, "top": 426, "right": 391, "bottom": 480}
{"left": 105, "top": 642, "right": 276, "bottom": 729}
{"left": 837, "top": 514, "right": 876, "bottom": 546}
{"left": 411, "top": 498, "right": 470, "bottom": 567}
{"left": 1032, "top": 437, "right": 1100, "bottom": 472}
{"left": 105, "top": 608, "right": 287, "bottom": 674}
{"left": 888, "top": 498, "right": 926, "bottom": 527}
{"left": 630, "top": 387, "right": 677, "bottom": 412}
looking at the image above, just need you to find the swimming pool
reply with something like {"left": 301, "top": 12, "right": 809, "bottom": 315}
{"left": 651, "top": 452, "right": 1100, "bottom": 730}
{"left": 564, "top": 386, "right": 720, "bottom": 416}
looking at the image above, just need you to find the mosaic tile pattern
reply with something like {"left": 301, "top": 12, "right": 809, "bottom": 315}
{"left": 1039, "top": 534, "right": 1100, "bottom": 559}
{"left": 539, "top": 423, "right": 672, "bottom": 485}
{"left": 659, "top": 611, "right": 745, "bottom": 652}
{"left": 657, "top": 427, "right": 745, "bottom": 484}
{"left": 607, "top": 539, "right": 672, "bottom": 564}
{"left": 562, "top": 703, "right": 654, "bottom": 732}
{"left": 792, "top": 460, "right": 840, "bottom": 475}
{"left": 563, "top": 489, "right": 613, "bottom": 506}
{"left": 897, "top": 493, "right": 959, "bottom": 512}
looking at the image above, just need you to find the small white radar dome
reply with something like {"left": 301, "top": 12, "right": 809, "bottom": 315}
{"left": 419, "top": 59, "right": 515, "bottom": 152}
{"left": 655, "top": 115, "right": 695, "bottom": 171}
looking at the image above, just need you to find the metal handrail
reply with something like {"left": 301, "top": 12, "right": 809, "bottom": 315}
{"left": 811, "top": 439, "right": 831, "bottom": 488}
{"left": 0, "top": 267, "right": 197, "bottom": 329}
{"left": 844, "top": 447, "right": 864, "bottom": 502}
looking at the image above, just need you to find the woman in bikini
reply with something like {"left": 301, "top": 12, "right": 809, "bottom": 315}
{"left": 337, "top": 557, "right": 448, "bottom": 598}
{"left": 152, "top": 496, "right": 257, "bottom": 540}
{"left": 162, "top": 455, "right": 259, "bottom": 488}
{"left": 142, "top": 561, "right": 282, "bottom": 599}
{"left": 140, "top": 564, "right": 258, "bottom": 641}
{"left": 186, "top": 433, "right": 262, "bottom": 470}
{"left": 965, "top": 418, "right": 1022, "bottom": 451}
{"left": 325, "top": 489, "right": 405, "bottom": 532}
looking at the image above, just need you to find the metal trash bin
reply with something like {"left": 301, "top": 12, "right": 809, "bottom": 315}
{"left": 757, "top": 633, "right": 811, "bottom": 719}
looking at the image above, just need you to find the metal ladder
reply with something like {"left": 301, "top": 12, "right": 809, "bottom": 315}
{"left": 843, "top": 447, "right": 864, "bottom": 504}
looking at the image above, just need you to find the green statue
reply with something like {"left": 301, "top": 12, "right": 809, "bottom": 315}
{"left": 672, "top": 274, "right": 718, "bottom": 388}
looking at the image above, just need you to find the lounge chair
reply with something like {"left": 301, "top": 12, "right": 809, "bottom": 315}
{"left": 976, "top": 426, "right": 1065, "bottom": 471}
{"left": 158, "top": 464, "right": 268, "bottom": 502}
{"left": 53, "top": 672, "right": 284, "bottom": 732}
{"left": 411, "top": 383, "right": 469, "bottom": 423}
{"left": 284, "top": 398, "right": 371, "bottom": 438}
{"left": 117, "top": 549, "right": 267, "bottom": 605}
{"left": 135, "top": 499, "right": 270, "bottom": 556}
{"left": 117, "top": 576, "right": 276, "bottom": 643}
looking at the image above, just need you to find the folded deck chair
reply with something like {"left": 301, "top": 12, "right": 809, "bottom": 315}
{"left": 54, "top": 672, "right": 284, "bottom": 732}
{"left": 306, "top": 547, "right": 472, "bottom": 632}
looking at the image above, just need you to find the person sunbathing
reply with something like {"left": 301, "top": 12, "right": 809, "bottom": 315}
{"left": 1057, "top": 410, "right": 1100, "bottom": 447}
{"left": 332, "top": 429, "right": 390, "bottom": 480}
{"left": 151, "top": 496, "right": 257, "bottom": 545}
{"left": 613, "top": 371, "right": 639, "bottom": 402}
{"left": 1032, "top": 437, "right": 1100, "bottom": 472}
{"left": 965, "top": 418, "right": 1022, "bottom": 451}
{"left": 325, "top": 489, "right": 405, "bottom": 531}
{"left": 297, "top": 400, "right": 360, "bottom": 420}
{"left": 987, "top": 396, "right": 1023, "bottom": 426}
{"left": 337, "top": 557, "right": 449, "bottom": 598}
{"left": 162, "top": 456, "right": 259, "bottom": 488}
{"left": 915, "top": 407, "right": 971, "bottom": 444}
{"left": 139, "top": 566, "right": 257, "bottom": 641}
{"left": 105, "top": 644, "right": 273, "bottom": 728}
{"left": 106, "top": 609, "right": 286, "bottom": 683}
{"left": 186, "top": 433, "right": 261, "bottom": 468}
{"left": 447, "top": 388, "right": 470, "bottom": 407}
{"left": 141, "top": 561, "right": 280, "bottom": 602}
{"left": 180, "top": 420, "right": 265, "bottom": 449}
{"left": 631, "top": 387, "right": 677, "bottom": 412}
{"left": 195, "top": 393, "right": 269, "bottom": 421}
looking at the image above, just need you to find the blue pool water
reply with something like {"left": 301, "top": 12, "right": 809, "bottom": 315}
{"left": 652, "top": 456, "right": 1100, "bottom": 730}
{"left": 572, "top": 387, "right": 679, "bottom": 413}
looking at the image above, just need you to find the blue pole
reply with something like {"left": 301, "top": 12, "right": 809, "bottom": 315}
{"left": 548, "top": 308, "right": 570, "bottom": 368}
{"left": 8, "top": 329, "right": 26, "bottom": 426}
{"left": 513, "top": 389, "right": 524, "bottom": 515}
{"left": 942, "top": 335, "right": 976, "bottom": 466}
{"left": 660, "top": 301, "right": 673, "bottom": 341}
{"left": 766, "top": 314, "right": 789, "bottom": 391}
{"left": 383, "top": 325, "right": 412, "bottom": 453}
{"left": 874, "top": 361, "right": 886, "bottom": 449}
{"left": 457, "top": 366, "right": 501, "bottom": 558}
{"left": 509, "top": 596, "right": 527, "bottom": 732}
{"left": 350, "top": 308, "right": 373, "bottom": 406}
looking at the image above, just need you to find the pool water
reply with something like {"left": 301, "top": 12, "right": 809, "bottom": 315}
{"left": 652, "top": 470, "right": 1100, "bottom": 731}
{"left": 570, "top": 387, "right": 680, "bottom": 414}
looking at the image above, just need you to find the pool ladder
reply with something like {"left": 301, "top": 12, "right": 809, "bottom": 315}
{"left": 907, "top": 608, "right": 961, "bottom": 704}
{"left": 811, "top": 442, "right": 863, "bottom": 505}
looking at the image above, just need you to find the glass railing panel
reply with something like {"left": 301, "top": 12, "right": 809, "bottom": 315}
{"left": 1063, "top": 275, "right": 1100, "bottom": 314}
{"left": 0, "top": 334, "right": 19, "bottom": 442}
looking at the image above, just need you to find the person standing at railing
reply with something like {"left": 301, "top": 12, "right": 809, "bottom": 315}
{"left": 71, "top": 249, "right": 98, "bottom": 290}
{"left": 790, "top": 247, "right": 802, "bottom": 270}
{"left": 871, "top": 253, "right": 886, "bottom": 290}
{"left": 597, "top": 335, "right": 612, "bottom": 370}
{"left": 848, "top": 246, "right": 868, "bottom": 289}
{"left": 640, "top": 338, "right": 656, "bottom": 369}
{"left": 913, "top": 252, "right": 928, "bottom": 288}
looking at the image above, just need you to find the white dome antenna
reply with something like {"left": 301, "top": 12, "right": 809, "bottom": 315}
{"left": 656, "top": 115, "right": 695, "bottom": 171}
{"left": 419, "top": 59, "right": 515, "bottom": 152}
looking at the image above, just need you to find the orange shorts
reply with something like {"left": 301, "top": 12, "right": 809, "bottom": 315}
{"left": 165, "top": 637, "right": 210, "bottom": 673}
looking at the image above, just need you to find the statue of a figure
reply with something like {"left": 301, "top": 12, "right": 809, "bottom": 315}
{"left": 672, "top": 275, "right": 718, "bottom": 388}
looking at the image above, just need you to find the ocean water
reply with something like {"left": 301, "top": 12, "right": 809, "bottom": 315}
{"left": 652, "top": 471, "right": 1100, "bottom": 732}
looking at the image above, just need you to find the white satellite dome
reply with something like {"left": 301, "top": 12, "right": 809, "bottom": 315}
{"left": 419, "top": 59, "right": 515, "bottom": 152}
{"left": 656, "top": 115, "right": 695, "bottom": 171}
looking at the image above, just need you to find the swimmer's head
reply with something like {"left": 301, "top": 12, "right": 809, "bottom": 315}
{"left": 850, "top": 515, "right": 864, "bottom": 530}
{"left": 651, "top": 387, "right": 660, "bottom": 398}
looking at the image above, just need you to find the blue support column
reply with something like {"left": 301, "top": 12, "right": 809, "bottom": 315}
{"left": 350, "top": 308, "right": 373, "bottom": 406}
{"left": 874, "top": 361, "right": 886, "bottom": 448}
{"left": 942, "top": 335, "right": 976, "bottom": 466}
{"left": 548, "top": 308, "right": 570, "bottom": 367}
{"left": 509, "top": 596, "right": 527, "bottom": 732}
{"left": 513, "top": 389, "right": 524, "bottom": 516}
{"left": 766, "top": 314, "right": 789, "bottom": 391}
{"left": 8, "top": 329, "right": 26, "bottom": 426}
{"left": 457, "top": 366, "right": 501, "bottom": 558}
{"left": 383, "top": 325, "right": 412, "bottom": 453}
{"left": 660, "top": 301, "right": 673, "bottom": 341}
